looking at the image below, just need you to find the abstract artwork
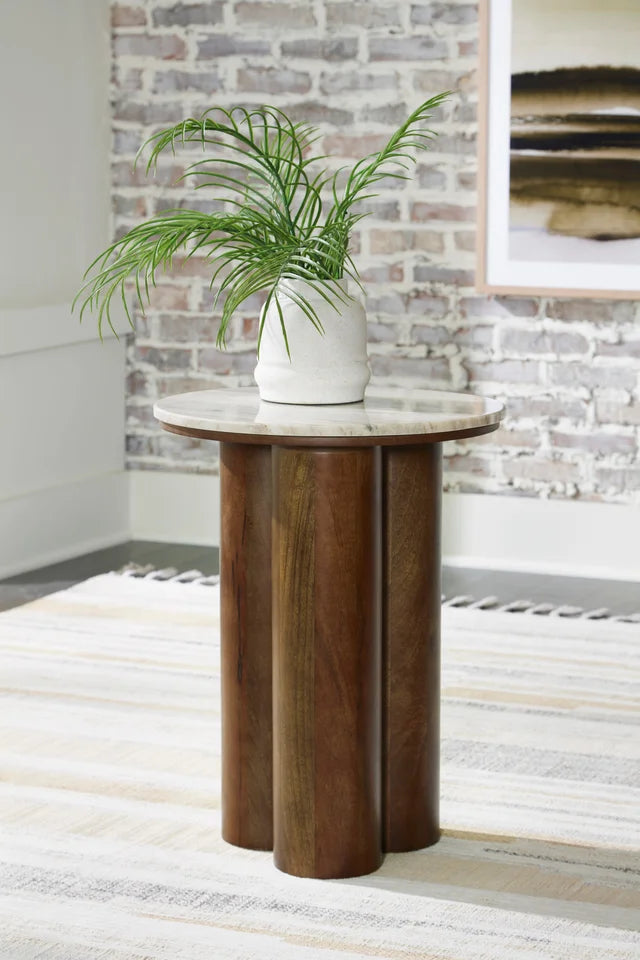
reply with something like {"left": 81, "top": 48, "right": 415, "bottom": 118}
{"left": 478, "top": 0, "right": 640, "bottom": 297}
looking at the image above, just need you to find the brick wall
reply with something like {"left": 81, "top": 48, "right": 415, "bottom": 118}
{"left": 111, "top": 0, "right": 640, "bottom": 504}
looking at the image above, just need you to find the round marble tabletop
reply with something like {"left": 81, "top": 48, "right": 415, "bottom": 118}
{"left": 154, "top": 386, "right": 505, "bottom": 446}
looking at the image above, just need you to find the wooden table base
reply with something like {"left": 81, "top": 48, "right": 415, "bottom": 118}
{"left": 382, "top": 445, "right": 442, "bottom": 852}
{"left": 219, "top": 441, "right": 442, "bottom": 878}
{"left": 220, "top": 443, "right": 273, "bottom": 850}
{"left": 273, "top": 446, "right": 382, "bottom": 878}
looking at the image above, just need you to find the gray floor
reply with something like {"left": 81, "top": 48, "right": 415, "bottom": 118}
{"left": 1, "top": 540, "right": 639, "bottom": 616}
{"left": 0, "top": 542, "right": 217, "bottom": 613}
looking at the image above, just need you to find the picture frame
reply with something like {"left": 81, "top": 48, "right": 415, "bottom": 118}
{"left": 477, "top": 0, "right": 640, "bottom": 299}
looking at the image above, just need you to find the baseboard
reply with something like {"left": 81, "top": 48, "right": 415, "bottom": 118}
{"left": 129, "top": 471, "right": 640, "bottom": 583}
{"left": 129, "top": 470, "right": 221, "bottom": 546}
{"left": 441, "top": 493, "right": 640, "bottom": 582}
{"left": 0, "top": 472, "right": 130, "bottom": 580}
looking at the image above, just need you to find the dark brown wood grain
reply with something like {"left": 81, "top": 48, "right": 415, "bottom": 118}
{"left": 272, "top": 447, "right": 316, "bottom": 874}
{"left": 272, "top": 446, "right": 382, "bottom": 878}
{"left": 220, "top": 442, "right": 273, "bottom": 850}
{"left": 382, "top": 444, "right": 442, "bottom": 852}
{"left": 158, "top": 419, "right": 501, "bottom": 447}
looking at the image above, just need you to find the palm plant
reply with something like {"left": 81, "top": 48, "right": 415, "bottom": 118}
{"left": 76, "top": 95, "right": 448, "bottom": 354}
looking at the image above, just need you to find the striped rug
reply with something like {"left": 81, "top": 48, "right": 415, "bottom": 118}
{"left": 0, "top": 573, "right": 638, "bottom": 959}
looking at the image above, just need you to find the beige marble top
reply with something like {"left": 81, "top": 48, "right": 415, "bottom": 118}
{"left": 154, "top": 386, "right": 505, "bottom": 442}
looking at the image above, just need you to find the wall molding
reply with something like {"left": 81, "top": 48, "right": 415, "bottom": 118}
{"left": 129, "top": 471, "right": 640, "bottom": 582}
{"left": 6, "top": 469, "right": 636, "bottom": 581}
{"left": 0, "top": 471, "right": 129, "bottom": 580}
{"left": 0, "top": 301, "right": 131, "bottom": 357}
{"left": 130, "top": 470, "right": 221, "bottom": 547}
{"left": 441, "top": 492, "right": 640, "bottom": 582}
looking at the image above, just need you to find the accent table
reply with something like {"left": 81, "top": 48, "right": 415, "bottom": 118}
{"left": 154, "top": 386, "right": 505, "bottom": 879}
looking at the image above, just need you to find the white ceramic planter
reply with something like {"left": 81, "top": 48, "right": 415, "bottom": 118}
{"left": 253, "top": 278, "right": 370, "bottom": 405}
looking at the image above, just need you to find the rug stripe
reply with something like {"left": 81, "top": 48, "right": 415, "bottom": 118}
{"left": 0, "top": 573, "right": 638, "bottom": 959}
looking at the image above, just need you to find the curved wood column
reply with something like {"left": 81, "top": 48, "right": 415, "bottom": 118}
{"left": 272, "top": 446, "right": 382, "bottom": 878}
{"left": 220, "top": 442, "right": 273, "bottom": 850}
{"left": 382, "top": 444, "right": 442, "bottom": 852}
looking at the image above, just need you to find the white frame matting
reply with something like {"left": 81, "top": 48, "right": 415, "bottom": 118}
{"left": 476, "top": 0, "right": 640, "bottom": 299}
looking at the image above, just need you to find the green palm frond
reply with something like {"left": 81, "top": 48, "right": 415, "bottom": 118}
{"left": 330, "top": 94, "right": 450, "bottom": 223}
{"left": 76, "top": 96, "right": 449, "bottom": 350}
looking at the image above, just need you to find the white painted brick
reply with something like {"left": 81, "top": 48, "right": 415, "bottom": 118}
{"left": 108, "top": 0, "right": 640, "bottom": 501}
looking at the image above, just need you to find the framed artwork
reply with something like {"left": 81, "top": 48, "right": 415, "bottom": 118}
{"left": 477, "top": 0, "right": 640, "bottom": 298}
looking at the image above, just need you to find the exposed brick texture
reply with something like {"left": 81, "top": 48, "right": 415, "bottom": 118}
{"left": 235, "top": 2, "right": 317, "bottom": 27}
{"left": 151, "top": 3, "right": 224, "bottom": 27}
{"left": 326, "top": 3, "right": 403, "bottom": 29}
{"left": 110, "top": 1, "right": 640, "bottom": 500}
{"left": 111, "top": 4, "right": 147, "bottom": 27}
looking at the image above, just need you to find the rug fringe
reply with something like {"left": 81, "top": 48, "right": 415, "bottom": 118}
{"left": 117, "top": 563, "right": 640, "bottom": 622}
{"left": 119, "top": 563, "right": 220, "bottom": 587}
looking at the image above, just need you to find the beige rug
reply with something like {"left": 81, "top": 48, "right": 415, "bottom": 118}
{"left": 0, "top": 573, "right": 638, "bottom": 959}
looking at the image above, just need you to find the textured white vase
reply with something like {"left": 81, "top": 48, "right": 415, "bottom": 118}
{"left": 253, "top": 278, "right": 370, "bottom": 405}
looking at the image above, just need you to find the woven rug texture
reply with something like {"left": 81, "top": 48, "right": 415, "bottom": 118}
{"left": 0, "top": 573, "right": 638, "bottom": 960}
